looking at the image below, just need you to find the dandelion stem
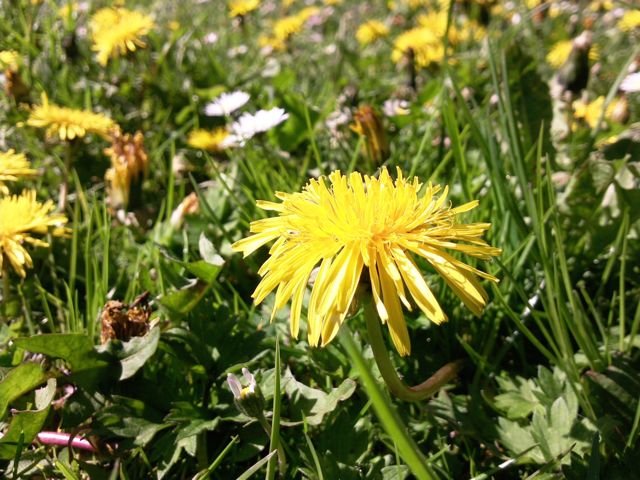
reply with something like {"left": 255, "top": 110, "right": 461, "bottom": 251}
{"left": 59, "top": 141, "right": 73, "bottom": 210}
{"left": 338, "top": 325, "right": 438, "bottom": 480}
{"left": 1, "top": 259, "right": 10, "bottom": 322}
{"left": 363, "top": 297, "right": 462, "bottom": 402}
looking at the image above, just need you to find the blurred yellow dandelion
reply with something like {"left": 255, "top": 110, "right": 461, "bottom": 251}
{"left": 0, "top": 150, "right": 37, "bottom": 195}
{"left": 27, "top": 93, "right": 115, "bottom": 141}
{"left": 356, "top": 20, "right": 390, "bottom": 46}
{"left": 0, "top": 50, "right": 19, "bottom": 71}
{"left": 232, "top": 168, "right": 500, "bottom": 356}
{"left": 90, "top": 6, "right": 154, "bottom": 66}
{"left": 187, "top": 128, "right": 232, "bottom": 152}
{"left": 392, "top": 27, "right": 444, "bottom": 68}
{"left": 619, "top": 10, "right": 640, "bottom": 32}
{"left": 0, "top": 190, "right": 68, "bottom": 277}
{"left": 272, "top": 7, "right": 319, "bottom": 43}
{"left": 229, "top": 0, "right": 260, "bottom": 18}
{"left": 546, "top": 40, "right": 599, "bottom": 68}
{"left": 572, "top": 96, "right": 620, "bottom": 129}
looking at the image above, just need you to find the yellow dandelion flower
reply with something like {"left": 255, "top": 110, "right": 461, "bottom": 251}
{"left": 417, "top": 11, "right": 450, "bottom": 40}
{"left": 272, "top": 7, "right": 319, "bottom": 42}
{"left": 273, "top": 15, "right": 306, "bottom": 42}
{"left": 573, "top": 96, "right": 620, "bottom": 129}
{"left": 392, "top": 27, "right": 444, "bottom": 68}
{"left": 232, "top": 168, "right": 501, "bottom": 356}
{"left": 259, "top": 35, "right": 287, "bottom": 51}
{"left": 0, "top": 150, "right": 37, "bottom": 195}
{"left": 0, "top": 50, "right": 20, "bottom": 71}
{"left": 619, "top": 10, "right": 640, "bottom": 32}
{"left": 229, "top": 0, "right": 260, "bottom": 18}
{"left": 356, "top": 20, "right": 390, "bottom": 46}
{"left": 90, "top": 7, "right": 154, "bottom": 66}
{"left": 546, "top": 40, "right": 599, "bottom": 68}
{"left": 0, "top": 190, "right": 68, "bottom": 278}
{"left": 187, "top": 128, "right": 232, "bottom": 152}
{"left": 27, "top": 93, "right": 116, "bottom": 141}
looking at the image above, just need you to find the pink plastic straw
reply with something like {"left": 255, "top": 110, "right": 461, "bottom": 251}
{"left": 36, "top": 431, "right": 97, "bottom": 452}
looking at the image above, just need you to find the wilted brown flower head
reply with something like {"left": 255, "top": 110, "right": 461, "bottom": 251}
{"left": 104, "top": 130, "right": 148, "bottom": 209}
{"left": 100, "top": 292, "right": 151, "bottom": 344}
{"left": 350, "top": 105, "right": 389, "bottom": 166}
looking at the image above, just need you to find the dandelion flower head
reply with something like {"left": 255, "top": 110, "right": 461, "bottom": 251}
{"left": 233, "top": 168, "right": 501, "bottom": 356}
{"left": 392, "top": 27, "right": 444, "bottom": 68}
{"left": 229, "top": 0, "right": 260, "bottom": 18}
{"left": 356, "top": 20, "right": 390, "bottom": 46}
{"left": 0, "top": 50, "right": 20, "bottom": 71}
{"left": 0, "top": 190, "right": 68, "bottom": 277}
{"left": 27, "top": 94, "right": 115, "bottom": 141}
{"left": 90, "top": 6, "right": 154, "bottom": 66}
{"left": 619, "top": 10, "right": 640, "bottom": 32}
{"left": 187, "top": 128, "right": 235, "bottom": 151}
{"left": 0, "top": 150, "right": 37, "bottom": 195}
{"left": 546, "top": 39, "right": 599, "bottom": 69}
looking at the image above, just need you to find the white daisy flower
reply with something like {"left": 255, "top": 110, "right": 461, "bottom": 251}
{"left": 382, "top": 99, "right": 410, "bottom": 117}
{"left": 620, "top": 72, "right": 640, "bottom": 93}
{"left": 204, "top": 91, "right": 250, "bottom": 117}
{"left": 230, "top": 108, "right": 289, "bottom": 141}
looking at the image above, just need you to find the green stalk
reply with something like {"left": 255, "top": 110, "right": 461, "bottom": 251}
{"left": 338, "top": 325, "right": 438, "bottom": 480}
{"left": 363, "top": 298, "right": 462, "bottom": 402}
{"left": 2, "top": 259, "right": 10, "bottom": 323}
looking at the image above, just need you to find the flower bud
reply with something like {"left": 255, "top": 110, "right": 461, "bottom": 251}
{"left": 227, "top": 367, "right": 265, "bottom": 418}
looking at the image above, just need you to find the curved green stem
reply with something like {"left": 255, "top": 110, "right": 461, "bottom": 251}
{"left": 364, "top": 297, "right": 463, "bottom": 402}
{"left": 338, "top": 326, "right": 438, "bottom": 480}
{"left": 2, "top": 259, "right": 9, "bottom": 323}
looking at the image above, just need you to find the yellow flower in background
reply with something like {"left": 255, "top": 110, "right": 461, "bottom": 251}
{"left": 356, "top": 20, "right": 390, "bottom": 46}
{"left": 90, "top": 6, "right": 154, "bottom": 66}
{"left": 0, "top": 150, "right": 37, "bottom": 195}
{"left": 27, "top": 93, "right": 115, "bottom": 141}
{"left": 0, "top": 50, "right": 19, "bottom": 71}
{"left": 104, "top": 130, "right": 148, "bottom": 209}
{"left": 392, "top": 27, "right": 444, "bottom": 68}
{"left": 546, "top": 40, "right": 599, "bottom": 68}
{"left": 272, "top": 7, "right": 319, "bottom": 43}
{"left": 619, "top": 10, "right": 640, "bottom": 32}
{"left": 572, "top": 96, "right": 621, "bottom": 129}
{"left": 187, "top": 128, "right": 232, "bottom": 152}
{"left": 0, "top": 190, "right": 68, "bottom": 277}
{"left": 233, "top": 168, "right": 500, "bottom": 356}
{"left": 417, "top": 11, "right": 449, "bottom": 39}
{"left": 229, "top": 0, "right": 260, "bottom": 18}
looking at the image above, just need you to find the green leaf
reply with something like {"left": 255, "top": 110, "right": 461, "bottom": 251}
{"left": 381, "top": 465, "right": 410, "bottom": 480}
{"left": 0, "top": 362, "right": 49, "bottom": 419}
{"left": 99, "top": 327, "right": 161, "bottom": 380}
{"left": 158, "top": 280, "right": 212, "bottom": 314}
{"left": 279, "top": 368, "right": 356, "bottom": 426}
{"left": 198, "top": 233, "right": 224, "bottom": 266}
{"left": 184, "top": 261, "right": 222, "bottom": 284}
{"left": 0, "top": 378, "right": 56, "bottom": 460}
{"left": 13, "top": 334, "right": 111, "bottom": 389}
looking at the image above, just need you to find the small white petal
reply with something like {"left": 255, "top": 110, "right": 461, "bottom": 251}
{"left": 204, "top": 91, "right": 250, "bottom": 116}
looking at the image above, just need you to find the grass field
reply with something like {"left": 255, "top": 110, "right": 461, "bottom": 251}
{"left": 1, "top": 0, "right": 640, "bottom": 478}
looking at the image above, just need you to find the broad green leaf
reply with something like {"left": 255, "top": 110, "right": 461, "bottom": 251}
{"left": 13, "top": 334, "right": 111, "bottom": 389}
{"left": 0, "top": 362, "right": 49, "bottom": 419}
{"left": 98, "top": 327, "right": 161, "bottom": 380}
{"left": 0, "top": 378, "right": 56, "bottom": 460}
